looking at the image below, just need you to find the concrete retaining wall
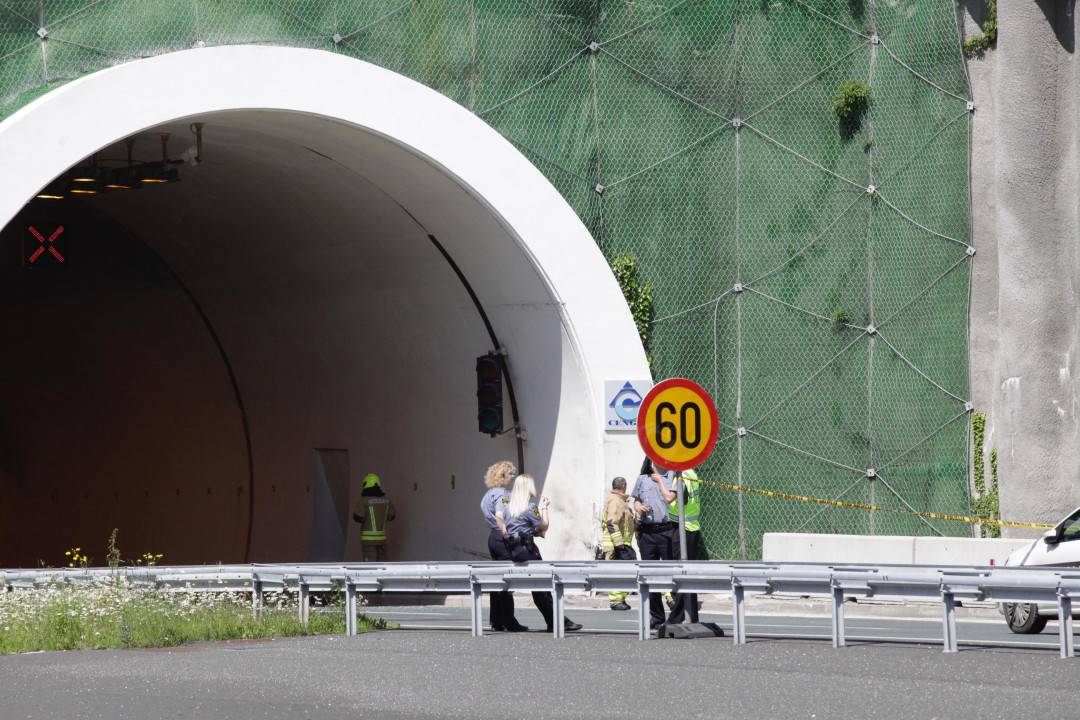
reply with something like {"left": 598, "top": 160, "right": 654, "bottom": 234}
{"left": 963, "top": 0, "right": 1080, "bottom": 536}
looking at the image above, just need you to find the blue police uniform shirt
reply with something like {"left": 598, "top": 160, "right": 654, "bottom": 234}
{"left": 631, "top": 472, "right": 673, "bottom": 524}
{"left": 480, "top": 487, "right": 508, "bottom": 529}
{"left": 504, "top": 500, "right": 543, "bottom": 538}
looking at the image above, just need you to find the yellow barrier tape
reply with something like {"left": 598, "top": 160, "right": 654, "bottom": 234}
{"left": 697, "top": 477, "right": 1054, "bottom": 530}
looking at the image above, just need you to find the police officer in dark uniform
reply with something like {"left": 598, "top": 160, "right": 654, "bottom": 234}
{"left": 498, "top": 473, "right": 582, "bottom": 633}
{"left": 631, "top": 458, "right": 677, "bottom": 631}
{"left": 480, "top": 461, "right": 527, "bottom": 632}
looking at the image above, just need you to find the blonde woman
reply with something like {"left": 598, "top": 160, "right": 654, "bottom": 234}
{"left": 496, "top": 474, "right": 582, "bottom": 633}
{"left": 479, "top": 461, "right": 526, "bottom": 632}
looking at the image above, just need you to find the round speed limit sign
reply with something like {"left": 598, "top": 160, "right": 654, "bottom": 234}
{"left": 636, "top": 378, "right": 719, "bottom": 471}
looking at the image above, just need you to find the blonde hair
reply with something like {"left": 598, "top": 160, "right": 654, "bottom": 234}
{"left": 484, "top": 461, "right": 517, "bottom": 489}
{"left": 506, "top": 474, "right": 537, "bottom": 518}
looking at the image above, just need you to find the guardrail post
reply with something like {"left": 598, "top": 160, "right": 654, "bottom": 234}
{"left": 940, "top": 591, "right": 958, "bottom": 653}
{"left": 298, "top": 581, "right": 310, "bottom": 627}
{"left": 345, "top": 580, "right": 358, "bottom": 636}
{"left": 1058, "top": 593, "right": 1074, "bottom": 659}
{"left": 470, "top": 578, "right": 483, "bottom": 638}
{"left": 831, "top": 585, "right": 846, "bottom": 648}
{"left": 638, "top": 579, "right": 650, "bottom": 641}
{"left": 731, "top": 581, "right": 746, "bottom": 646}
{"left": 251, "top": 576, "right": 262, "bottom": 621}
{"left": 553, "top": 579, "right": 565, "bottom": 640}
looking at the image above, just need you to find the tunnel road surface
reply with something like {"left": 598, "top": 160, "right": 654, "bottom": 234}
{"left": 1, "top": 617, "right": 1078, "bottom": 719}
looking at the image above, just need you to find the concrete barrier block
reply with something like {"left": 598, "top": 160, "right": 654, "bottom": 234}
{"left": 762, "top": 533, "right": 1033, "bottom": 567}
{"left": 912, "top": 537, "right": 1029, "bottom": 567}
{"left": 762, "top": 533, "right": 915, "bottom": 564}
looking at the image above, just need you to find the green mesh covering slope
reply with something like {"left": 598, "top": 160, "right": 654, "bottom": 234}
{"left": 0, "top": 1, "right": 973, "bottom": 558}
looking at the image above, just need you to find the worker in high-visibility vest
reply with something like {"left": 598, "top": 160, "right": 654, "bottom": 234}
{"left": 666, "top": 468, "right": 701, "bottom": 624}
{"left": 600, "top": 476, "right": 637, "bottom": 611}
{"left": 352, "top": 472, "right": 396, "bottom": 562}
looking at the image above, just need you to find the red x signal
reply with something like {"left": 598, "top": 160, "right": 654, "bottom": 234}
{"left": 27, "top": 225, "right": 64, "bottom": 264}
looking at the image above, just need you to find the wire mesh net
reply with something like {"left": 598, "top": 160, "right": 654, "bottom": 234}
{"left": 0, "top": 0, "right": 973, "bottom": 558}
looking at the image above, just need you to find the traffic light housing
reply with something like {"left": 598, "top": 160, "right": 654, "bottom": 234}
{"left": 476, "top": 352, "right": 504, "bottom": 436}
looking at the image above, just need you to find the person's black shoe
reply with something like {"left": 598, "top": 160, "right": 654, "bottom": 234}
{"left": 491, "top": 625, "right": 506, "bottom": 632}
{"left": 564, "top": 619, "right": 583, "bottom": 632}
{"left": 610, "top": 601, "right": 631, "bottom": 611}
{"left": 505, "top": 622, "right": 529, "bottom": 632}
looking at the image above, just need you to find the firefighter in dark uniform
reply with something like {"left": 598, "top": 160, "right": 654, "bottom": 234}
{"left": 352, "top": 472, "right": 395, "bottom": 562}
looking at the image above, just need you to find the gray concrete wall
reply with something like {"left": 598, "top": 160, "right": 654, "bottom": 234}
{"left": 964, "top": 0, "right": 1080, "bottom": 534}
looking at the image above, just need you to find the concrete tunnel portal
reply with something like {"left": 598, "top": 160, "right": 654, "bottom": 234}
{"left": 0, "top": 47, "right": 651, "bottom": 568}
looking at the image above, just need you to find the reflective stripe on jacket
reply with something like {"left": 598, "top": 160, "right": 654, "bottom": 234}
{"left": 355, "top": 496, "right": 395, "bottom": 543}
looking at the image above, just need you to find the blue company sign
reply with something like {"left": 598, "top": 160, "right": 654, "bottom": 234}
{"left": 604, "top": 380, "right": 653, "bottom": 431}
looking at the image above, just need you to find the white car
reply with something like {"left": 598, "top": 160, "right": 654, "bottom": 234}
{"left": 1000, "top": 505, "right": 1080, "bottom": 633}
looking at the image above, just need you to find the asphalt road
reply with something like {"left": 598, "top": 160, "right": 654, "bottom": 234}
{"left": 374, "top": 604, "right": 1069, "bottom": 649}
{"left": 2, "top": 605, "right": 1079, "bottom": 719}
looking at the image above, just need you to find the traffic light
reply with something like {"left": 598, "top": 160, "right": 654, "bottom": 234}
{"left": 476, "top": 352, "right": 503, "bottom": 436}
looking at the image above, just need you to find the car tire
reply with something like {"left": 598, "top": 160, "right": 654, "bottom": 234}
{"left": 1004, "top": 602, "right": 1049, "bottom": 634}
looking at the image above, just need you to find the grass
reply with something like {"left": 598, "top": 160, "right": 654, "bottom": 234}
{"left": 0, "top": 579, "right": 389, "bottom": 654}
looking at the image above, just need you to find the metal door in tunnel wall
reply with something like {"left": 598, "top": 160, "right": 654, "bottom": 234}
{"left": 308, "top": 448, "right": 351, "bottom": 562}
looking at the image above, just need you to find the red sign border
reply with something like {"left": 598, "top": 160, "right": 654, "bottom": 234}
{"left": 636, "top": 377, "right": 719, "bottom": 472}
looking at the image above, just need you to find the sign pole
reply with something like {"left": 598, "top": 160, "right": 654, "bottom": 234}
{"left": 676, "top": 470, "right": 688, "bottom": 561}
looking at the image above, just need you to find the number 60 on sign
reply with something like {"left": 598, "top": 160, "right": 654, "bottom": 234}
{"left": 636, "top": 378, "right": 719, "bottom": 472}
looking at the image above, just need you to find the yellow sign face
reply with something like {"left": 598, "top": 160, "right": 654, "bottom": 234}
{"left": 636, "top": 378, "right": 719, "bottom": 472}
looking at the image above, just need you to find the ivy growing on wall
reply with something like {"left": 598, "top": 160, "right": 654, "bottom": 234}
{"left": 963, "top": 0, "right": 997, "bottom": 57}
{"left": 971, "top": 411, "right": 1001, "bottom": 538}
{"left": 610, "top": 252, "right": 654, "bottom": 367}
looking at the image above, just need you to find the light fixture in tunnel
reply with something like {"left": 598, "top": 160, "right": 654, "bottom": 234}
{"left": 103, "top": 168, "right": 137, "bottom": 190}
{"left": 139, "top": 132, "right": 181, "bottom": 184}
{"left": 138, "top": 161, "right": 179, "bottom": 184}
{"left": 104, "top": 139, "right": 141, "bottom": 190}
{"left": 69, "top": 154, "right": 106, "bottom": 188}
{"left": 35, "top": 182, "right": 65, "bottom": 200}
{"left": 476, "top": 352, "right": 504, "bottom": 437}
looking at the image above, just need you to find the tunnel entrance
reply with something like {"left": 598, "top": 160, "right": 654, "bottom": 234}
{"left": 0, "top": 47, "right": 650, "bottom": 567}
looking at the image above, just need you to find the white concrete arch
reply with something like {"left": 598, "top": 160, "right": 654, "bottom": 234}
{"left": 0, "top": 46, "right": 649, "bottom": 562}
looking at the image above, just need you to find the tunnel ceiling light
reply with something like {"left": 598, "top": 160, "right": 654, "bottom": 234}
{"left": 105, "top": 165, "right": 139, "bottom": 190}
{"left": 68, "top": 154, "right": 107, "bottom": 189}
{"left": 139, "top": 161, "right": 179, "bottom": 184}
{"left": 139, "top": 133, "right": 182, "bottom": 184}
{"left": 35, "top": 182, "right": 65, "bottom": 200}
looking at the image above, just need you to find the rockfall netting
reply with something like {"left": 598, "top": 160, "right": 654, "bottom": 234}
{"left": 0, "top": 0, "right": 973, "bottom": 558}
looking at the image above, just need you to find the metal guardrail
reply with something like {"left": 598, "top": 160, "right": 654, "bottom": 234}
{"left": 2, "top": 561, "right": 1078, "bottom": 658}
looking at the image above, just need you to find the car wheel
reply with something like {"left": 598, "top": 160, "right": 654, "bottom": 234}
{"left": 1004, "top": 602, "right": 1049, "bottom": 634}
